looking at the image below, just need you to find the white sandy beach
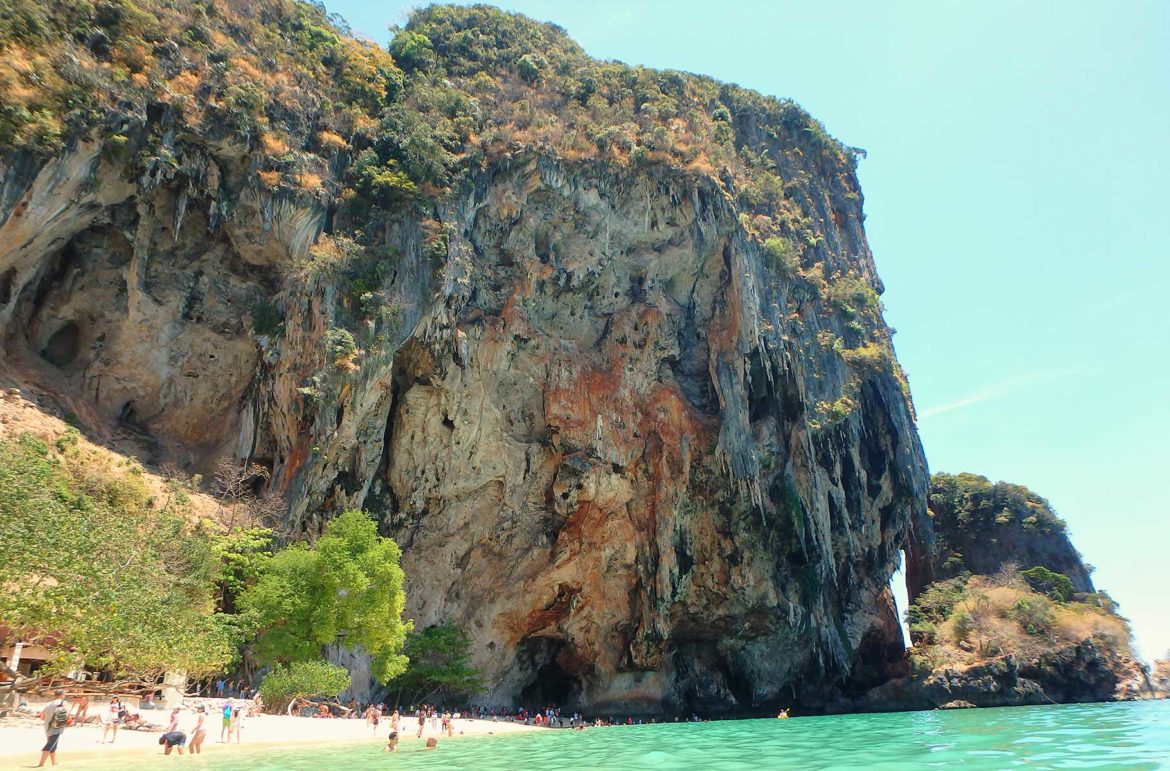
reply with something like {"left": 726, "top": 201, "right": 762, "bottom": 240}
{"left": 0, "top": 701, "right": 540, "bottom": 769}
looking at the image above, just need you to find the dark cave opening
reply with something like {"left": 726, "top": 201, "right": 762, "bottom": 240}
{"left": 845, "top": 625, "right": 906, "bottom": 696}
{"left": 117, "top": 400, "right": 138, "bottom": 425}
{"left": 0, "top": 267, "right": 15, "bottom": 306}
{"left": 41, "top": 321, "right": 80, "bottom": 367}
{"left": 518, "top": 638, "right": 579, "bottom": 708}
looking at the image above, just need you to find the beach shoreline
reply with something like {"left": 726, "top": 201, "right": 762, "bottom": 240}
{"left": 0, "top": 710, "right": 540, "bottom": 769}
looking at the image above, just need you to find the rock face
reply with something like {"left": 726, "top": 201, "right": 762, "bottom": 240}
{"left": 926, "top": 473, "right": 1093, "bottom": 593}
{"left": 1153, "top": 658, "right": 1170, "bottom": 697}
{"left": 369, "top": 157, "right": 928, "bottom": 713}
{"left": 0, "top": 4, "right": 933, "bottom": 715}
{"left": 854, "top": 641, "right": 1150, "bottom": 712}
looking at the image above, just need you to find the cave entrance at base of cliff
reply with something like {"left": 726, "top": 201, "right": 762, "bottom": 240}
{"left": 518, "top": 638, "right": 580, "bottom": 708}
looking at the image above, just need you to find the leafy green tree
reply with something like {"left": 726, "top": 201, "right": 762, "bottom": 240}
{"left": 209, "top": 525, "right": 275, "bottom": 613}
{"left": 1021, "top": 566, "right": 1074, "bottom": 602}
{"left": 259, "top": 660, "right": 352, "bottom": 714}
{"left": 0, "top": 433, "right": 237, "bottom": 682}
{"left": 389, "top": 29, "right": 436, "bottom": 72}
{"left": 387, "top": 624, "right": 484, "bottom": 706}
{"left": 240, "top": 510, "right": 410, "bottom": 682}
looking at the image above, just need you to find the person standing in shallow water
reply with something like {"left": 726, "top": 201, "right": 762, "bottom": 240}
{"left": 36, "top": 689, "right": 69, "bottom": 767}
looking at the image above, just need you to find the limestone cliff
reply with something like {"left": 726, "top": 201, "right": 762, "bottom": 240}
{"left": 0, "top": 2, "right": 931, "bottom": 714}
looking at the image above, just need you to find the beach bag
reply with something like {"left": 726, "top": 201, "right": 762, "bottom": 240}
{"left": 48, "top": 704, "right": 69, "bottom": 729}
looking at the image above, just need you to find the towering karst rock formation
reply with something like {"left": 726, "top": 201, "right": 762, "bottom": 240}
{"left": 0, "top": 2, "right": 933, "bottom": 712}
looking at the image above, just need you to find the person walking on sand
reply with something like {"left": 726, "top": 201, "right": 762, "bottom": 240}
{"left": 166, "top": 707, "right": 181, "bottom": 734}
{"left": 390, "top": 708, "right": 400, "bottom": 732}
{"left": 35, "top": 688, "right": 70, "bottom": 767}
{"left": 416, "top": 708, "right": 426, "bottom": 738}
{"left": 189, "top": 706, "right": 207, "bottom": 754}
{"left": 101, "top": 697, "right": 123, "bottom": 744}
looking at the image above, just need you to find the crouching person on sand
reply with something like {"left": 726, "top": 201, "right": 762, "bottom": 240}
{"left": 160, "top": 731, "right": 187, "bottom": 755}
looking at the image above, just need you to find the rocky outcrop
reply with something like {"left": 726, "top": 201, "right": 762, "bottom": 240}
{"left": 924, "top": 472, "right": 1093, "bottom": 594}
{"left": 0, "top": 5, "right": 934, "bottom": 716}
{"left": 852, "top": 640, "right": 1151, "bottom": 712}
{"left": 1153, "top": 657, "right": 1170, "bottom": 697}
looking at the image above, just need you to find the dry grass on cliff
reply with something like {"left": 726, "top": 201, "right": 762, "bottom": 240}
{"left": 911, "top": 571, "right": 1134, "bottom": 672}
{"left": 0, "top": 390, "right": 226, "bottom": 526}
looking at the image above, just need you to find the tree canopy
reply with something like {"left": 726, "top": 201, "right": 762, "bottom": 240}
{"left": 0, "top": 432, "right": 238, "bottom": 681}
{"left": 259, "top": 660, "right": 351, "bottom": 713}
{"left": 240, "top": 509, "right": 410, "bottom": 682}
{"left": 387, "top": 623, "right": 483, "bottom": 706}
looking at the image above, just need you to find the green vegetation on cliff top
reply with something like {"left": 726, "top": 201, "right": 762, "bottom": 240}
{"left": 0, "top": 1, "right": 901, "bottom": 434}
{"left": 927, "top": 471, "right": 1090, "bottom": 586}
{"left": 0, "top": 0, "right": 855, "bottom": 244}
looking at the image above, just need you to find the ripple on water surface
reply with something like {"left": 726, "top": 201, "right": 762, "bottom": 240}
{"left": 73, "top": 700, "right": 1170, "bottom": 771}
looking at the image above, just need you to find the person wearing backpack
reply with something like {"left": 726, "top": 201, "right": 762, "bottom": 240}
{"left": 36, "top": 688, "right": 70, "bottom": 768}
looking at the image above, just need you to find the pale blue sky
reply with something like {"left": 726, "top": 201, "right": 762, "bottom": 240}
{"left": 325, "top": 1, "right": 1170, "bottom": 660}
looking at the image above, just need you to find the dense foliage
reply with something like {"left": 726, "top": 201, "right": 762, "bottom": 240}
{"left": 0, "top": 0, "right": 397, "bottom": 187}
{"left": 0, "top": 427, "right": 411, "bottom": 695}
{"left": 0, "top": 432, "right": 238, "bottom": 680}
{"left": 386, "top": 623, "right": 484, "bottom": 706}
{"left": 258, "top": 659, "right": 351, "bottom": 712}
{"left": 239, "top": 509, "right": 410, "bottom": 682}
{"left": 928, "top": 472, "right": 1085, "bottom": 581}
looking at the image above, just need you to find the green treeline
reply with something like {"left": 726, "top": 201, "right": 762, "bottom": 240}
{"left": 0, "top": 430, "right": 477, "bottom": 707}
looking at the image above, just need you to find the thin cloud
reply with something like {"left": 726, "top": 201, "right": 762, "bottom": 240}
{"left": 919, "top": 369, "right": 1080, "bottom": 419}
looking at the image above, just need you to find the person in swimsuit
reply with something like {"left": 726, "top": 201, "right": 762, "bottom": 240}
{"left": 416, "top": 709, "right": 426, "bottom": 738}
{"left": 189, "top": 707, "right": 207, "bottom": 754}
{"left": 383, "top": 730, "right": 399, "bottom": 752}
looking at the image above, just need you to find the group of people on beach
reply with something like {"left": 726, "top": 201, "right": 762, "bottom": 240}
{"left": 32, "top": 689, "right": 255, "bottom": 766}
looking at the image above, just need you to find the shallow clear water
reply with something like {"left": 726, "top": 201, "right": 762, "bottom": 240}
{"left": 83, "top": 700, "right": 1170, "bottom": 770}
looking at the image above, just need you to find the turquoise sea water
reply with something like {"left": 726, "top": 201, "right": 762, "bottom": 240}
{"left": 80, "top": 700, "right": 1169, "bottom": 770}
